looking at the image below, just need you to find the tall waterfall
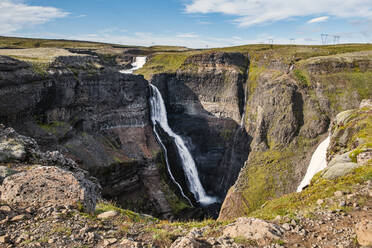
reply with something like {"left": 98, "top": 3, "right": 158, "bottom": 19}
{"left": 297, "top": 136, "right": 330, "bottom": 192}
{"left": 120, "top": 56, "right": 147, "bottom": 74}
{"left": 149, "top": 84, "right": 217, "bottom": 206}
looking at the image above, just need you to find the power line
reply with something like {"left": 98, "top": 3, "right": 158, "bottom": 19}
{"left": 321, "top": 34, "right": 329, "bottom": 45}
{"left": 290, "top": 38, "right": 295, "bottom": 44}
{"left": 333, "top": 35, "right": 340, "bottom": 44}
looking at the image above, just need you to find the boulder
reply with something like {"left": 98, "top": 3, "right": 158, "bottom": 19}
{"left": 170, "top": 236, "right": 205, "bottom": 248}
{"left": 0, "top": 166, "right": 99, "bottom": 213}
{"left": 360, "top": 99, "right": 372, "bottom": 108}
{"left": 0, "top": 137, "right": 26, "bottom": 162}
{"left": 97, "top": 210, "right": 118, "bottom": 220}
{"left": 0, "top": 126, "right": 38, "bottom": 163}
{"left": 223, "top": 217, "right": 285, "bottom": 245}
{"left": 322, "top": 152, "right": 359, "bottom": 179}
{"left": 355, "top": 219, "right": 372, "bottom": 246}
{"left": 0, "top": 166, "right": 17, "bottom": 184}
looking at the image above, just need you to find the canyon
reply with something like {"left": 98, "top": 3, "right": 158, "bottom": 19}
{"left": 0, "top": 39, "right": 371, "bottom": 224}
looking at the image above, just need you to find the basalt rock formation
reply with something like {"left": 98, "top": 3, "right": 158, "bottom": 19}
{"left": 151, "top": 52, "right": 251, "bottom": 200}
{"left": 218, "top": 50, "right": 372, "bottom": 220}
{"left": 0, "top": 55, "right": 179, "bottom": 218}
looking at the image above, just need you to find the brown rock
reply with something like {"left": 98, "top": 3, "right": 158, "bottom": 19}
{"left": 170, "top": 236, "right": 204, "bottom": 248}
{"left": 223, "top": 217, "right": 285, "bottom": 245}
{"left": 11, "top": 214, "right": 25, "bottom": 222}
{"left": 0, "top": 166, "right": 99, "bottom": 213}
{"left": 97, "top": 210, "right": 118, "bottom": 220}
{"left": 120, "top": 239, "right": 140, "bottom": 247}
{"left": 0, "top": 205, "right": 12, "bottom": 212}
{"left": 0, "top": 235, "right": 9, "bottom": 244}
{"left": 103, "top": 238, "right": 117, "bottom": 246}
{"left": 334, "top": 191, "right": 344, "bottom": 197}
{"left": 355, "top": 219, "right": 372, "bottom": 246}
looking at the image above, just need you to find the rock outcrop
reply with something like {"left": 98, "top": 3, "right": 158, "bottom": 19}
{"left": 1, "top": 166, "right": 98, "bottom": 213}
{"left": 318, "top": 99, "right": 372, "bottom": 180}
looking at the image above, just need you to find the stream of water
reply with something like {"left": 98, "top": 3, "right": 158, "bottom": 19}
{"left": 297, "top": 136, "right": 330, "bottom": 192}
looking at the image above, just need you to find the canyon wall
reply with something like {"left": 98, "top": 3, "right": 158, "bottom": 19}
{"left": 0, "top": 55, "right": 181, "bottom": 218}
{"left": 151, "top": 52, "right": 251, "bottom": 199}
{"left": 219, "top": 50, "right": 372, "bottom": 220}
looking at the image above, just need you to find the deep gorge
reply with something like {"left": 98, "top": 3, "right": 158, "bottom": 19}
{"left": 0, "top": 46, "right": 371, "bottom": 221}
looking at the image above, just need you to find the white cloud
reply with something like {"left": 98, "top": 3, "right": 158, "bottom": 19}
{"left": 176, "top": 33, "right": 199, "bottom": 38}
{"left": 307, "top": 16, "right": 329, "bottom": 23}
{"left": 185, "top": 0, "right": 372, "bottom": 27}
{"left": 0, "top": 0, "right": 68, "bottom": 34}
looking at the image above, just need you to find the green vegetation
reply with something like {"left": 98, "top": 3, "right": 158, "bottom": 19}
{"left": 315, "top": 72, "right": 372, "bottom": 113}
{"left": 95, "top": 200, "right": 157, "bottom": 223}
{"left": 248, "top": 161, "right": 372, "bottom": 220}
{"left": 238, "top": 148, "right": 296, "bottom": 214}
{"left": 50, "top": 225, "right": 72, "bottom": 236}
{"left": 233, "top": 236, "right": 259, "bottom": 246}
{"left": 0, "top": 36, "right": 121, "bottom": 49}
{"left": 39, "top": 121, "right": 71, "bottom": 136}
{"left": 293, "top": 69, "right": 310, "bottom": 87}
{"left": 247, "top": 65, "right": 265, "bottom": 95}
{"left": 136, "top": 53, "right": 192, "bottom": 79}
{"left": 330, "top": 106, "right": 372, "bottom": 158}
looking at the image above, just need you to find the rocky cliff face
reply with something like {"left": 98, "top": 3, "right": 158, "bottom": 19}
{"left": 151, "top": 52, "right": 251, "bottom": 200}
{"left": 0, "top": 55, "right": 182, "bottom": 218}
{"left": 219, "top": 51, "right": 372, "bottom": 220}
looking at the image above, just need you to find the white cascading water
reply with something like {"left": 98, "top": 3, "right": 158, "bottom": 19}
{"left": 149, "top": 84, "right": 217, "bottom": 206}
{"left": 120, "top": 56, "right": 217, "bottom": 206}
{"left": 297, "top": 136, "right": 330, "bottom": 192}
{"left": 120, "top": 56, "right": 147, "bottom": 74}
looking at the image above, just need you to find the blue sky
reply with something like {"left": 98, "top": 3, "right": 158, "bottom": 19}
{"left": 1, "top": 0, "right": 372, "bottom": 48}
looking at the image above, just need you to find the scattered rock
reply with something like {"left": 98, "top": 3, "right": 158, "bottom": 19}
{"left": 170, "top": 236, "right": 204, "bottom": 248}
{"left": 223, "top": 217, "right": 285, "bottom": 245}
{"left": 316, "top": 199, "right": 324, "bottom": 205}
{"left": 120, "top": 238, "right": 140, "bottom": 247}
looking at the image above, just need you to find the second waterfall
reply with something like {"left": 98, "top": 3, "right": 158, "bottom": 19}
{"left": 149, "top": 84, "right": 217, "bottom": 206}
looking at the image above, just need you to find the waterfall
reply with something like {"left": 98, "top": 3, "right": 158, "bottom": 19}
{"left": 149, "top": 84, "right": 217, "bottom": 206}
{"left": 119, "top": 56, "right": 217, "bottom": 206}
{"left": 297, "top": 136, "right": 330, "bottom": 192}
{"left": 120, "top": 56, "right": 147, "bottom": 74}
